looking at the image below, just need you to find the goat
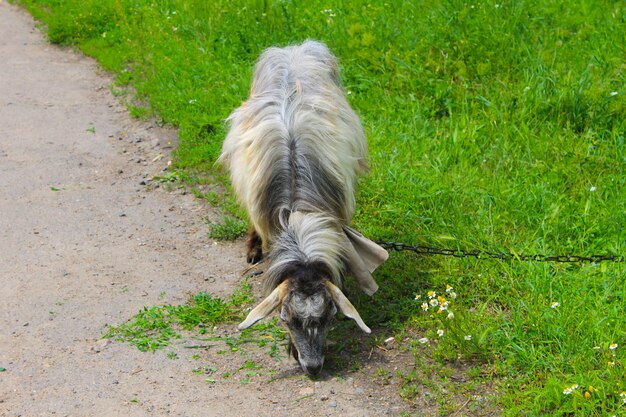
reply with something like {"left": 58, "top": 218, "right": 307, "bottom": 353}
{"left": 219, "top": 40, "right": 387, "bottom": 376}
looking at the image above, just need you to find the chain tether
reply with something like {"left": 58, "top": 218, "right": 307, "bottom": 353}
{"left": 376, "top": 241, "right": 625, "bottom": 264}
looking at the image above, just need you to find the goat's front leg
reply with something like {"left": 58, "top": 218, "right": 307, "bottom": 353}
{"left": 246, "top": 227, "right": 263, "bottom": 264}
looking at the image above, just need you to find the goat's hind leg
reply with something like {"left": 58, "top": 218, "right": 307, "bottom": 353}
{"left": 246, "top": 227, "right": 263, "bottom": 264}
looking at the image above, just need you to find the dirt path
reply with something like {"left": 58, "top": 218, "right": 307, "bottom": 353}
{"left": 0, "top": 4, "right": 412, "bottom": 416}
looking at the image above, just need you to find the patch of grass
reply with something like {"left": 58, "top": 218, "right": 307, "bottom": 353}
{"left": 104, "top": 290, "right": 239, "bottom": 351}
{"left": 207, "top": 215, "right": 248, "bottom": 241}
{"left": 21, "top": 0, "right": 626, "bottom": 414}
{"left": 104, "top": 279, "right": 288, "bottom": 359}
{"left": 193, "top": 356, "right": 271, "bottom": 385}
{"left": 152, "top": 171, "right": 183, "bottom": 184}
{"left": 218, "top": 319, "right": 288, "bottom": 357}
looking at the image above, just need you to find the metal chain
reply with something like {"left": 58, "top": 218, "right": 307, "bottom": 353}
{"left": 377, "top": 241, "right": 626, "bottom": 263}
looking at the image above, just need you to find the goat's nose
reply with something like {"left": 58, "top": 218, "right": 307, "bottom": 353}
{"left": 304, "top": 363, "right": 323, "bottom": 376}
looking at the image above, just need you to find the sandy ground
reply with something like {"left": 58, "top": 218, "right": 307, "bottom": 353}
{"left": 0, "top": 3, "right": 416, "bottom": 416}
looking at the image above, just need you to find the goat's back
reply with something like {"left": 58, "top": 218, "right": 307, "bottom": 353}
{"left": 220, "top": 41, "right": 368, "bottom": 244}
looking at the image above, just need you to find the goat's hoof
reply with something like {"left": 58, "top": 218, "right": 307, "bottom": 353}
{"left": 246, "top": 250, "right": 263, "bottom": 264}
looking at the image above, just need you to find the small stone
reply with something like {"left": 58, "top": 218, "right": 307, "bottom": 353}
{"left": 329, "top": 400, "right": 337, "bottom": 408}
{"left": 299, "top": 387, "right": 315, "bottom": 396}
{"left": 320, "top": 395, "right": 329, "bottom": 401}
{"left": 355, "top": 387, "right": 365, "bottom": 395}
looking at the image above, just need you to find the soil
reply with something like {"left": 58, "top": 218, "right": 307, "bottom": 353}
{"left": 0, "top": 3, "right": 417, "bottom": 416}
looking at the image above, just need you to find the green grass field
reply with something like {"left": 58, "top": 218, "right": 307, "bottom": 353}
{"left": 16, "top": 0, "right": 625, "bottom": 414}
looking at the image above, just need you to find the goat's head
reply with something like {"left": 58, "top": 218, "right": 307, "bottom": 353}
{"left": 237, "top": 263, "right": 370, "bottom": 376}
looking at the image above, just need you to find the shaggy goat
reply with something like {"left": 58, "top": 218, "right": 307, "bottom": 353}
{"left": 220, "top": 40, "right": 385, "bottom": 376}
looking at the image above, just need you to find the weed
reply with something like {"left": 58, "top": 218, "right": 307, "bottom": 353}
{"left": 103, "top": 290, "right": 237, "bottom": 352}
{"left": 152, "top": 171, "right": 183, "bottom": 183}
{"left": 375, "top": 367, "right": 390, "bottom": 379}
{"left": 207, "top": 216, "right": 247, "bottom": 240}
{"left": 192, "top": 365, "right": 216, "bottom": 375}
{"left": 104, "top": 279, "right": 287, "bottom": 363}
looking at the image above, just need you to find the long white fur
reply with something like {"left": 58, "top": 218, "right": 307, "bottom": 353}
{"left": 266, "top": 212, "right": 346, "bottom": 289}
{"left": 220, "top": 40, "right": 368, "bottom": 288}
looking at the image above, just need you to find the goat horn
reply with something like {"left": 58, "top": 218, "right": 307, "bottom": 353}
{"left": 326, "top": 281, "right": 371, "bottom": 334}
{"left": 238, "top": 281, "right": 288, "bottom": 330}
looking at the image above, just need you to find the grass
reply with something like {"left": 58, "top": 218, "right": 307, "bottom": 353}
{"left": 104, "top": 279, "right": 288, "bottom": 355}
{"left": 207, "top": 215, "right": 249, "bottom": 241}
{"left": 104, "top": 290, "right": 241, "bottom": 352}
{"left": 14, "top": 0, "right": 626, "bottom": 414}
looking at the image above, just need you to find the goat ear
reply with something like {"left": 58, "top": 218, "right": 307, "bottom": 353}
{"left": 238, "top": 281, "right": 288, "bottom": 330}
{"left": 326, "top": 282, "right": 371, "bottom": 334}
